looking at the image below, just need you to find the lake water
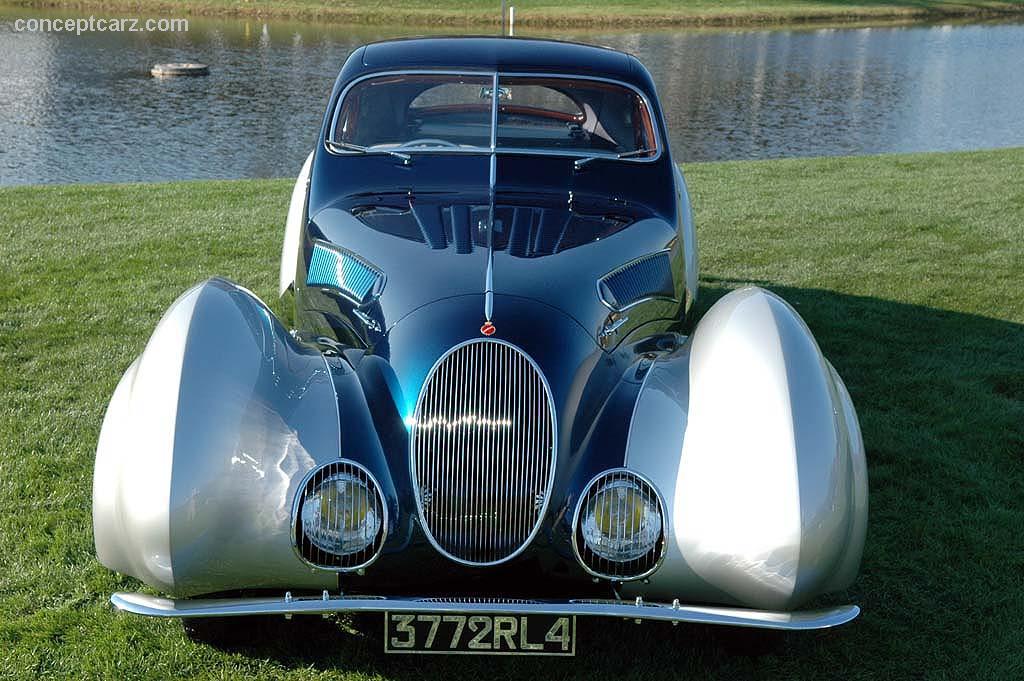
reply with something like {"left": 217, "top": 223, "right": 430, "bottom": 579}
{"left": 1, "top": 9, "right": 1023, "bottom": 185}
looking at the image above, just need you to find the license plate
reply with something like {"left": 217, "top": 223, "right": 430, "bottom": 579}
{"left": 383, "top": 612, "right": 576, "bottom": 656}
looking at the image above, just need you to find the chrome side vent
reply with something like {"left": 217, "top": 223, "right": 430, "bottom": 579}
{"left": 293, "top": 460, "right": 387, "bottom": 571}
{"left": 598, "top": 250, "right": 674, "bottom": 311}
{"left": 572, "top": 470, "right": 666, "bottom": 581}
{"left": 306, "top": 240, "right": 385, "bottom": 305}
{"left": 411, "top": 339, "right": 557, "bottom": 566}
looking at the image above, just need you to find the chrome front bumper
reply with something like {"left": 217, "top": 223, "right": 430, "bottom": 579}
{"left": 111, "top": 592, "right": 859, "bottom": 631}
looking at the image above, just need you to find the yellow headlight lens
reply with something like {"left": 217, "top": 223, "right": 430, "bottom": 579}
{"left": 302, "top": 472, "right": 381, "bottom": 555}
{"left": 592, "top": 486, "right": 645, "bottom": 539}
{"left": 318, "top": 478, "right": 371, "bottom": 532}
{"left": 581, "top": 477, "right": 661, "bottom": 562}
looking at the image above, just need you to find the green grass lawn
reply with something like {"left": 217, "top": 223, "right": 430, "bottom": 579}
{"left": 9, "top": 0, "right": 1024, "bottom": 26}
{"left": 1, "top": 148, "right": 1022, "bottom": 678}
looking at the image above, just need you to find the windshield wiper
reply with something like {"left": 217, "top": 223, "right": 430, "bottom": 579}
{"left": 573, "top": 148, "right": 657, "bottom": 171}
{"left": 325, "top": 139, "right": 411, "bottom": 164}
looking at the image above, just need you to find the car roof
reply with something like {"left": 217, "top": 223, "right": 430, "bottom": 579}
{"left": 354, "top": 37, "right": 645, "bottom": 89}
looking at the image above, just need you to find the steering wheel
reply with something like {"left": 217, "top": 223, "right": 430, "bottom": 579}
{"left": 396, "top": 138, "right": 461, "bottom": 149}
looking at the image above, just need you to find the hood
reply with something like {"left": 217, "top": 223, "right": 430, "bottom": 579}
{"left": 308, "top": 188, "right": 677, "bottom": 342}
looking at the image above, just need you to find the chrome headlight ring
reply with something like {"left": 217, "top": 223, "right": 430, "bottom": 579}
{"left": 571, "top": 468, "right": 667, "bottom": 581}
{"left": 292, "top": 460, "right": 388, "bottom": 572}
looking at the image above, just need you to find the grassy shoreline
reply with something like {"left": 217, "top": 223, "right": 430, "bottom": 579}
{"left": 2, "top": 148, "right": 1023, "bottom": 679}
{"left": 7, "top": 0, "right": 1024, "bottom": 27}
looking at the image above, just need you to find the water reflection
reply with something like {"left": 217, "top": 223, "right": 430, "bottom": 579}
{"left": 0, "top": 9, "right": 1022, "bottom": 185}
{"left": 617, "top": 23, "right": 1024, "bottom": 161}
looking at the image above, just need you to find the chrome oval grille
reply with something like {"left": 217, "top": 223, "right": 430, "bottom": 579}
{"left": 411, "top": 339, "right": 556, "bottom": 566}
{"left": 572, "top": 470, "right": 666, "bottom": 581}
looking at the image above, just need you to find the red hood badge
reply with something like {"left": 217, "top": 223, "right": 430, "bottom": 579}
{"left": 480, "top": 321, "right": 496, "bottom": 336}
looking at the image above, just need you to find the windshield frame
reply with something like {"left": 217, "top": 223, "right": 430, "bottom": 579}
{"left": 325, "top": 69, "right": 664, "bottom": 164}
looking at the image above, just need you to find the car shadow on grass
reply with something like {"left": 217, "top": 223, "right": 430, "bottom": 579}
{"left": 179, "top": 281, "right": 1024, "bottom": 678}
{"left": 183, "top": 613, "right": 817, "bottom": 676}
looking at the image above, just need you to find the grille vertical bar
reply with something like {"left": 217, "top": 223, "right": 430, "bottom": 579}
{"left": 411, "top": 339, "right": 556, "bottom": 566}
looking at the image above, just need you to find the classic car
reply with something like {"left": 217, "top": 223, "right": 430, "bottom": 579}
{"left": 93, "top": 37, "right": 867, "bottom": 654}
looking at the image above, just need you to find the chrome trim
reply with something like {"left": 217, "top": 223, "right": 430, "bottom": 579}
{"left": 484, "top": 74, "right": 498, "bottom": 321}
{"left": 596, "top": 248, "right": 676, "bottom": 313}
{"left": 409, "top": 338, "right": 558, "bottom": 567}
{"left": 571, "top": 468, "right": 668, "bottom": 582}
{"left": 484, "top": 253, "right": 494, "bottom": 321}
{"left": 352, "top": 308, "right": 383, "bottom": 334}
{"left": 325, "top": 69, "right": 664, "bottom": 165}
{"left": 488, "top": 71, "right": 499, "bottom": 151}
{"left": 110, "top": 592, "right": 860, "bottom": 631}
{"left": 598, "top": 315, "right": 629, "bottom": 341}
{"left": 289, "top": 459, "right": 389, "bottom": 573}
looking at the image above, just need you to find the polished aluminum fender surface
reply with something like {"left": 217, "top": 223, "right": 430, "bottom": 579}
{"left": 673, "top": 164, "right": 699, "bottom": 313}
{"left": 622, "top": 287, "right": 867, "bottom": 610}
{"left": 279, "top": 151, "right": 314, "bottom": 297}
{"left": 93, "top": 278, "right": 338, "bottom": 596}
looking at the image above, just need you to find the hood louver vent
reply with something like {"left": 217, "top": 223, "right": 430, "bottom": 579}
{"left": 598, "top": 250, "right": 675, "bottom": 312}
{"left": 306, "top": 240, "right": 385, "bottom": 305}
{"left": 350, "top": 200, "right": 637, "bottom": 257}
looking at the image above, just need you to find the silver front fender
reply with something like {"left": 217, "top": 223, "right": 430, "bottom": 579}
{"left": 673, "top": 164, "right": 699, "bottom": 314}
{"left": 623, "top": 287, "right": 867, "bottom": 610}
{"left": 93, "top": 278, "right": 338, "bottom": 596}
{"left": 279, "top": 151, "right": 314, "bottom": 297}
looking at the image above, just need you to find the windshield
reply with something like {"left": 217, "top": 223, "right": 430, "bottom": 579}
{"left": 329, "top": 72, "right": 658, "bottom": 159}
